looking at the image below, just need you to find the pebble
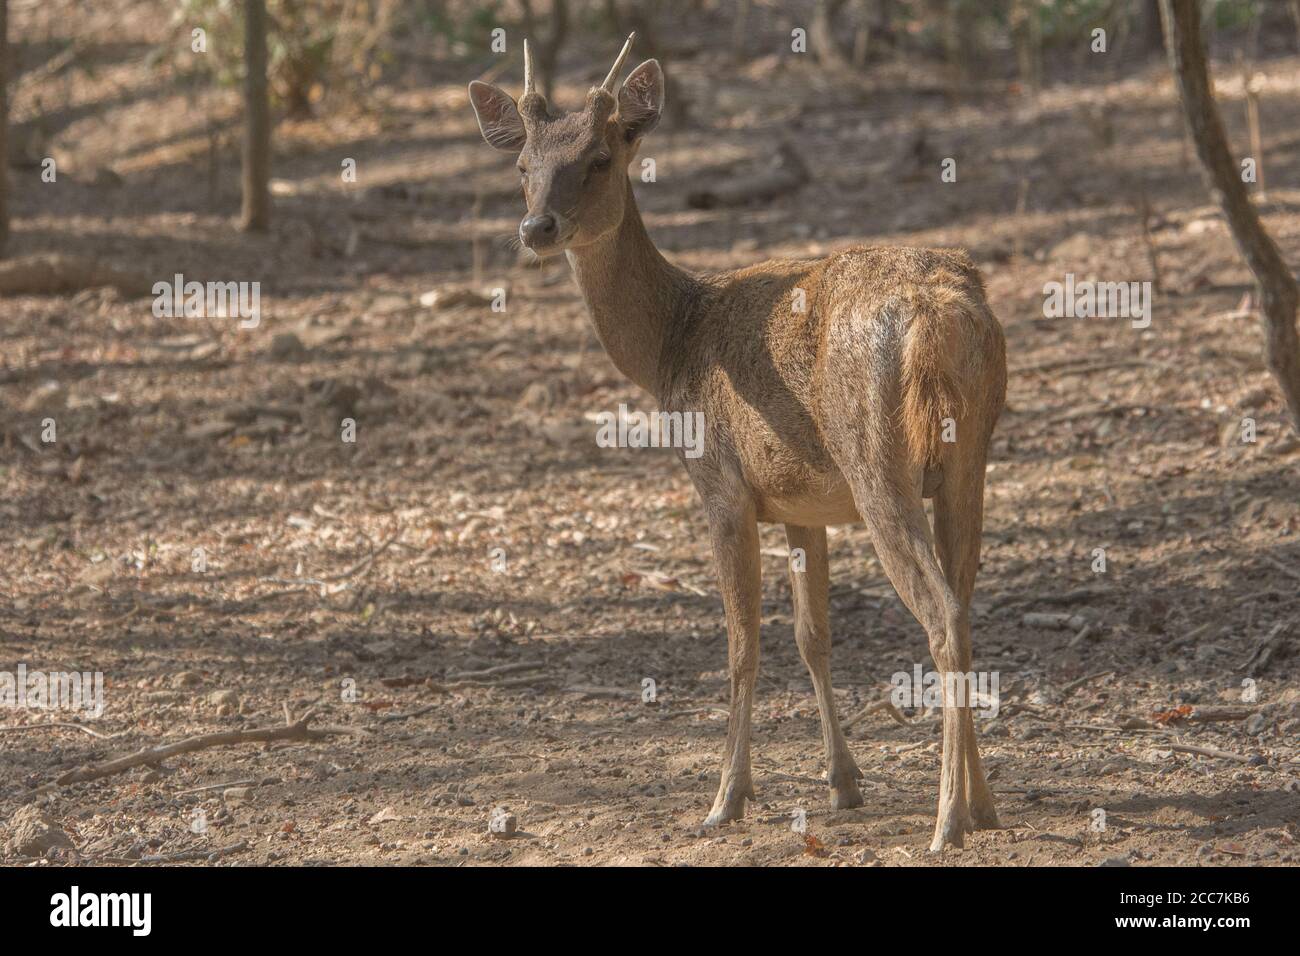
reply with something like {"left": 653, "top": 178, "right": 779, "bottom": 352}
{"left": 269, "top": 332, "right": 306, "bottom": 360}
{"left": 490, "top": 812, "right": 518, "bottom": 838}
{"left": 209, "top": 689, "right": 239, "bottom": 708}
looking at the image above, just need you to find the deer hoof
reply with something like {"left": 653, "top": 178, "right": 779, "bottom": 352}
{"left": 969, "top": 802, "right": 1000, "bottom": 831}
{"left": 703, "top": 783, "right": 751, "bottom": 826}
{"left": 928, "top": 813, "right": 972, "bottom": 852}
{"left": 830, "top": 780, "right": 864, "bottom": 811}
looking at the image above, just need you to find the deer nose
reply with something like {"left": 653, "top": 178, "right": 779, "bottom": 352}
{"left": 519, "top": 214, "right": 558, "bottom": 248}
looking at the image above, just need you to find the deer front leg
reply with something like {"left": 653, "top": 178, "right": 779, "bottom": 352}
{"left": 785, "top": 524, "right": 863, "bottom": 811}
{"left": 701, "top": 498, "right": 762, "bottom": 827}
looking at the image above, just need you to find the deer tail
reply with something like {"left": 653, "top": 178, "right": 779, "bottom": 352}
{"left": 899, "top": 281, "right": 968, "bottom": 468}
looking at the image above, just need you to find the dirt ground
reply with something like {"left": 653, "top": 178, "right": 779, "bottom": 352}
{"left": 2, "top": 1, "right": 1298, "bottom": 867}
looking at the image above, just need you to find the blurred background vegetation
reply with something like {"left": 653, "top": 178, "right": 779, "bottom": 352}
{"left": 164, "top": 1, "right": 1300, "bottom": 114}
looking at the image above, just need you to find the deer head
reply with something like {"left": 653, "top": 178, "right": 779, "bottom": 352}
{"left": 468, "top": 34, "right": 664, "bottom": 255}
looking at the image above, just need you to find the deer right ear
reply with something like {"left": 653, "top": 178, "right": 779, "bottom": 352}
{"left": 468, "top": 81, "right": 527, "bottom": 152}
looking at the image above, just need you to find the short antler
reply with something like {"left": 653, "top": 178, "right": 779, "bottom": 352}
{"left": 600, "top": 32, "right": 636, "bottom": 94}
{"left": 523, "top": 38, "right": 535, "bottom": 97}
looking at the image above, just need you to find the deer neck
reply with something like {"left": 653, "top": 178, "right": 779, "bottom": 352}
{"left": 565, "top": 177, "right": 690, "bottom": 396}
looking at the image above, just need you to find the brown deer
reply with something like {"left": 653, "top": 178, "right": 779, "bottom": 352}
{"left": 468, "top": 36, "right": 1006, "bottom": 851}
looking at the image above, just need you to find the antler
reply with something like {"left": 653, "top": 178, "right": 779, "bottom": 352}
{"left": 599, "top": 32, "right": 636, "bottom": 94}
{"left": 523, "top": 38, "right": 535, "bottom": 97}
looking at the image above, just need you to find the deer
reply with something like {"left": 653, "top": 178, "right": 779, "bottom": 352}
{"left": 468, "top": 35, "right": 1007, "bottom": 851}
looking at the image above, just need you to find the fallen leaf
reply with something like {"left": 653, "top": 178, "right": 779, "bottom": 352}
{"left": 803, "top": 834, "right": 827, "bottom": 857}
{"left": 1151, "top": 705, "right": 1194, "bottom": 725}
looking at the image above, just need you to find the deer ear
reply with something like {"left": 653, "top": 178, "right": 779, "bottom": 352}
{"left": 617, "top": 59, "right": 664, "bottom": 141}
{"left": 468, "top": 81, "right": 526, "bottom": 152}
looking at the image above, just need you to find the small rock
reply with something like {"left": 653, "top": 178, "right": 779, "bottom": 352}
{"left": 1049, "top": 232, "right": 1093, "bottom": 263}
{"left": 209, "top": 689, "right": 239, "bottom": 708}
{"left": 395, "top": 349, "right": 431, "bottom": 376}
{"left": 489, "top": 812, "right": 518, "bottom": 838}
{"left": 173, "top": 671, "right": 203, "bottom": 688}
{"left": 419, "top": 286, "right": 492, "bottom": 311}
{"left": 517, "top": 381, "right": 556, "bottom": 412}
{"left": 22, "top": 380, "right": 66, "bottom": 413}
{"left": 185, "top": 419, "right": 237, "bottom": 440}
{"left": 1099, "top": 855, "right": 1130, "bottom": 867}
{"left": 5, "top": 806, "right": 75, "bottom": 857}
{"left": 223, "top": 787, "right": 252, "bottom": 806}
{"left": 1126, "top": 595, "right": 1170, "bottom": 634}
{"left": 269, "top": 332, "right": 306, "bottom": 361}
{"left": 366, "top": 294, "right": 412, "bottom": 318}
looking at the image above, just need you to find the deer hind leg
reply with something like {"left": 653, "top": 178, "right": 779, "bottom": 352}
{"left": 844, "top": 467, "right": 975, "bottom": 851}
{"left": 933, "top": 451, "right": 1000, "bottom": 832}
{"left": 785, "top": 524, "right": 864, "bottom": 811}
{"left": 701, "top": 498, "right": 761, "bottom": 826}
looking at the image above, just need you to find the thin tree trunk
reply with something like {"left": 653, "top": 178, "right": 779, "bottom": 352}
{"left": 811, "top": 0, "right": 852, "bottom": 72}
{"left": 1138, "top": 0, "right": 1165, "bottom": 53}
{"left": 240, "top": 0, "right": 272, "bottom": 232}
{"left": 0, "top": 0, "right": 9, "bottom": 258}
{"left": 1160, "top": 0, "right": 1300, "bottom": 430}
{"left": 1010, "top": 0, "right": 1041, "bottom": 91}
{"left": 520, "top": 0, "right": 568, "bottom": 102}
{"left": 609, "top": 1, "right": 688, "bottom": 127}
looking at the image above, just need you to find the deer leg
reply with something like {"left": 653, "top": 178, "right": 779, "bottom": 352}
{"left": 702, "top": 498, "right": 762, "bottom": 826}
{"left": 933, "top": 454, "right": 1000, "bottom": 831}
{"left": 849, "top": 478, "right": 974, "bottom": 851}
{"left": 785, "top": 523, "right": 863, "bottom": 811}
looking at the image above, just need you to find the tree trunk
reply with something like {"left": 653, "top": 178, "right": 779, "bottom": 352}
{"left": 939, "top": 0, "right": 980, "bottom": 88}
{"left": 1137, "top": 0, "right": 1165, "bottom": 53}
{"left": 0, "top": 0, "right": 9, "bottom": 258}
{"left": 1160, "top": 0, "right": 1300, "bottom": 430}
{"left": 810, "top": 0, "right": 852, "bottom": 72}
{"left": 240, "top": 0, "right": 272, "bottom": 232}
{"left": 608, "top": 1, "right": 689, "bottom": 127}
{"left": 520, "top": 0, "right": 569, "bottom": 102}
{"left": 1010, "top": 0, "right": 1041, "bottom": 91}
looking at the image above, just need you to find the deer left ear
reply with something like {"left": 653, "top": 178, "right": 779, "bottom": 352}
{"left": 617, "top": 59, "right": 664, "bottom": 142}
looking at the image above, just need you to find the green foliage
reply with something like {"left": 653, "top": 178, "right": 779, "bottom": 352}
{"left": 1210, "top": 0, "right": 1261, "bottom": 31}
{"left": 179, "top": 0, "right": 341, "bottom": 115}
{"left": 421, "top": 0, "right": 504, "bottom": 50}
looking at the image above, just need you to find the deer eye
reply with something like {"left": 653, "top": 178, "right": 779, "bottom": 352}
{"left": 589, "top": 155, "right": 611, "bottom": 173}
